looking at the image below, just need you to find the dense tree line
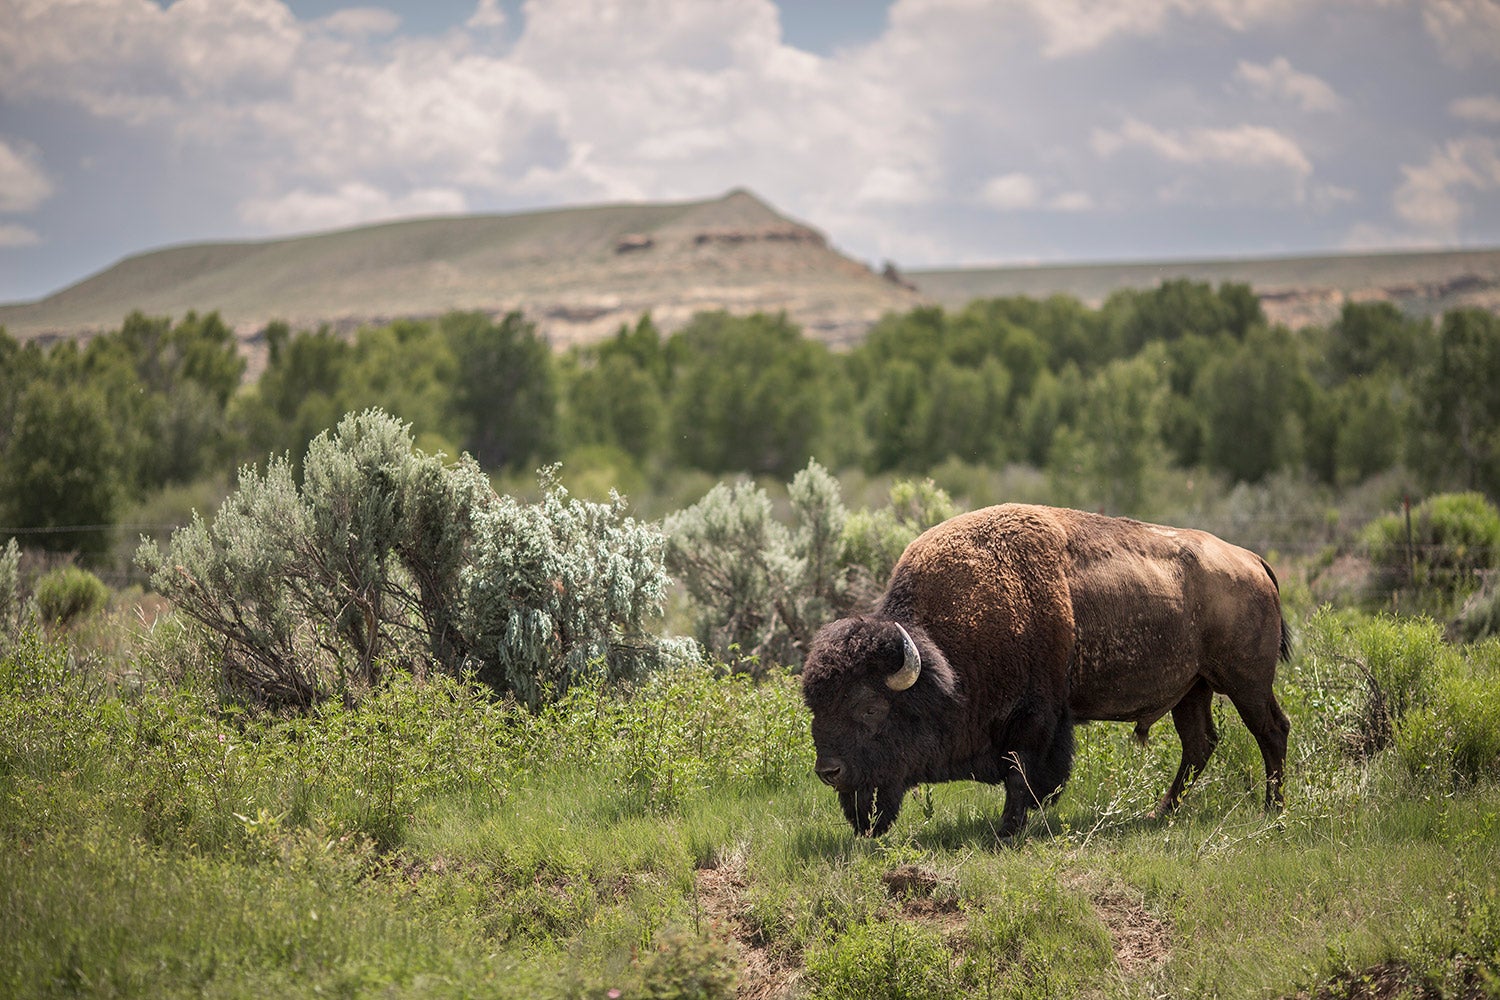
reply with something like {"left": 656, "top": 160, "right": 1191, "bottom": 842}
{"left": 3, "top": 284, "right": 1500, "bottom": 563}
{"left": 0, "top": 311, "right": 244, "bottom": 556}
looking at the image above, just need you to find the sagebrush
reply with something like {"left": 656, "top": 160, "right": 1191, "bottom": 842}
{"left": 137, "top": 408, "right": 676, "bottom": 708}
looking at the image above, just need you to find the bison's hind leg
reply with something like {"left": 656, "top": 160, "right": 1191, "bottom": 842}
{"left": 1151, "top": 679, "right": 1218, "bottom": 819}
{"left": 1227, "top": 689, "right": 1290, "bottom": 811}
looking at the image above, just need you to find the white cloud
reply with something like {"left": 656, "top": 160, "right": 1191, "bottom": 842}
{"left": 514, "top": 0, "right": 783, "bottom": 74}
{"left": 980, "top": 172, "right": 1042, "bottom": 210}
{"left": 1451, "top": 94, "right": 1500, "bottom": 123}
{"left": 855, "top": 166, "right": 932, "bottom": 206}
{"left": 318, "top": 7, "right": 401, "bottom": 37}
{"left": 977, "top": 173, "right": 1095, "bottom": 213}
{"left": 0, "top": 138, "right": 53, "bottom": 213}
{"left": 1090, "top": 117, "right": 1316, "bottom": 209}
{"left": 1049, "top": 190, "right": 1095, "bottom": 211}
{"left": 0, "top": 0, "right": 1326, "bottom": 251}
{"left": 0, "top": 0, "right": 301, "bottom": 122}
{"left": 0, "top": 222, "right": 40, "bottom": 247}
{"left": 238, "top": 182, "right": 467, "bottom": 233}
{"left": 0, "top": 0, "right": 1493, "bottom": 287}
{"left": 981, "top": 0, "right": 1305, "bottom": 58}
{"left": 1092, "top": 118, "right": 1312, "bottom": 176}
{"left": 1392, "top": 136, "right": 1500, "bottom": 236}
{"left": 466, "top": 0, "right": 506, "bottom": 30}
{"left": 1235, "top": 56, "right": 1342, "bottom": 112}
{"left": 1021, "top": 0, "right": 1177, "bottom": 57}
{"left": 1423, "top": 0, "right": 1500, "bottom": 66}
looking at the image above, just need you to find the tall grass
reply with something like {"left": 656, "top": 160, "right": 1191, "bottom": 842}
{"left": 3, "top": 608, "right": 1499, "bottom": 998}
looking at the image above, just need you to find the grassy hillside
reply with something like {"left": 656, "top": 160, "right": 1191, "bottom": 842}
{"left": 7, "top": 190, "right": 1498, "bottom": 352}
{"left": 0, "top": 190, "right": 921, "bottom": 349}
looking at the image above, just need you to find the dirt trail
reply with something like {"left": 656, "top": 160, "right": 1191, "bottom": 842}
{"left": 696, "top": 859, "right": 1177, "bottom": 997}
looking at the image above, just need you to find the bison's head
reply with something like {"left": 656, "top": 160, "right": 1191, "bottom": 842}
{"left": 800, "top": 616, "right": 959, "bottom": 835}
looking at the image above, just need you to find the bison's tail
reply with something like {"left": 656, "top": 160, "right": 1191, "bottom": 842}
{"left": 1260, "top": 557, "right": 1293, "bottom": 663}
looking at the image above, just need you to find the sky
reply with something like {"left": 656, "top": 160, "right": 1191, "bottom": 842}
{"left": 1, "top": 0, "right": 1499, "bottom": 303}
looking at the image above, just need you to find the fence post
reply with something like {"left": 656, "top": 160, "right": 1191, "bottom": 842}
{"left": 1403, "top": 494, "right": 1416, "bottom": 585}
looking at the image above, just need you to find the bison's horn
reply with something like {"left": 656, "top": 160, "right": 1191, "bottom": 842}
{"left": 886, "top": 623, "right": 921, "bottom": 691}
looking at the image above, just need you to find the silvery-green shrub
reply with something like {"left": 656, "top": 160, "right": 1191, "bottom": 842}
{"left": 666, "top": 460, "right": 953, "bottom": 669}
{"left": 138, "top": 408, "right": 671, "bottom": 709}
{"left": 461, "top": 466, "right": 673, "bottom": 707}
{"left": 0, "top": 539, "right": 27, "bottom": 638}
{"left": 840, "top": 476, "right": 956, "bottom": 590}
{"left": 664, "top": 476, "right": 791, "bottom": 667}
{"left": 664, "top": 459, "right": 850, "bottom": 668}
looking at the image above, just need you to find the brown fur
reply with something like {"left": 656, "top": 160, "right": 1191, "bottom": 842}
{"left": 802, "top": 504, "right": 1290, "bottom": 838}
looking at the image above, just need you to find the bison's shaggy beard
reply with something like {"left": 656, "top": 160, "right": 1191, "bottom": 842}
{"left": 839, "top": 784, "right": 907, "bottom": 837}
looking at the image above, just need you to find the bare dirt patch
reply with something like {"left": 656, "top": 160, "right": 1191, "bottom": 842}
{"left": 881, "top": 861, "right": 944, "bottom": 897}
{"left": 880, "top": 862, "right": 967, "bottom": 938}
{"left": 1067, "top": 874, "right": 1172, "bottom": 977}
{"left": 694, "top": 861, "right": 801, "bottom": 1000}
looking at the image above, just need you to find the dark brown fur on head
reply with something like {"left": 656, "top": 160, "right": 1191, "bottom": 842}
{"left": 801, "top": 616, "right": 958, "bottom": 704}
{"left": 800, "top": 616, "right": 961, "bottom": 835}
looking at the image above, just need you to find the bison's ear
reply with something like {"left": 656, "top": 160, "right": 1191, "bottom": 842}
{"left": 885, "top": 623, "right": 921, "bottom": 691}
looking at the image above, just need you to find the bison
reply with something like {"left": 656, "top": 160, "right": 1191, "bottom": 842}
{"left": 801, "top": 504, "right": 1290, "bottom": 838}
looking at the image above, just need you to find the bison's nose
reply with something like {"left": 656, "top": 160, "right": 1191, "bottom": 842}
{"left": 815, "top": 757, "right": 845, "bottom": 787}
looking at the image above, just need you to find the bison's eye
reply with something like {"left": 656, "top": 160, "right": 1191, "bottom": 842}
{"left": 858, "top": 697, "right": 889, "bottom": 730}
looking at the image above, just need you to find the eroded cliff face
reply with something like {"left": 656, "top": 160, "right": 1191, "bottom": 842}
{"left": 911, "top": 248, "right": 1500, "bottom": 332}
{"left": 1257, "top": 273, "right": 1500, "bottom": 330}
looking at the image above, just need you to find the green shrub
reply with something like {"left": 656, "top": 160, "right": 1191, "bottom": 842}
{"left": 626, "top": 926, "right": 738, "bottom": 1000}
{"left": 1363, "top": 492, "right": 1500, "bottom": 601}
{"left": 32, "top": 566, "right": 109, "bottom": 627}
{"left": 0, "top": 628, "right": 522, "bottom": 851}
{"left": 1451, "top": 580, "right": 1500, "bottom": 643}
{"left": 530, "top": 665, "right": 809, "bottom": 816}
{"left": 803, "top": 920, "right": 957, "bottom": 1000}
{"left": 1298, "top": 611, "right": 1500, "bottom": 788}
{"left": 1284, "top": 609, "right": 1500, "bottom": 794}
{"left": 138, "top": 408, "right": 673, "bottom": 709}
{"left": 1354, "top": 615, "right": 1447, "bottom": 726}
{"left": 957, "top": 880, "right": 1114, "bottom": 1000}
{"left": 1394, "top": 885, "right": 1500, "bottom": 996}
{"left": 1395, "top": 645, "right": 1500, "bottom": 788}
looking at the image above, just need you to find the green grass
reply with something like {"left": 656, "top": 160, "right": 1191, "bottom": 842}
{"left": 3, "top": 610, "right": 1499, "bottom": 999}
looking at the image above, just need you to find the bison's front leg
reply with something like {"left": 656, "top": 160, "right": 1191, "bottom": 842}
{"left": 839, "top": 785, "right": 906, "bottom": 836}
{"left": 995, "top": 707, "right": 1075, "bottom": 838}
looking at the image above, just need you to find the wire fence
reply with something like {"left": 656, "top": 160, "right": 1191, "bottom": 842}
{"left": 7, "top": 514, "right": 1500, "bottom": 562}
{"left": 1, "top": 523, "right": 184, "bottom": 536}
